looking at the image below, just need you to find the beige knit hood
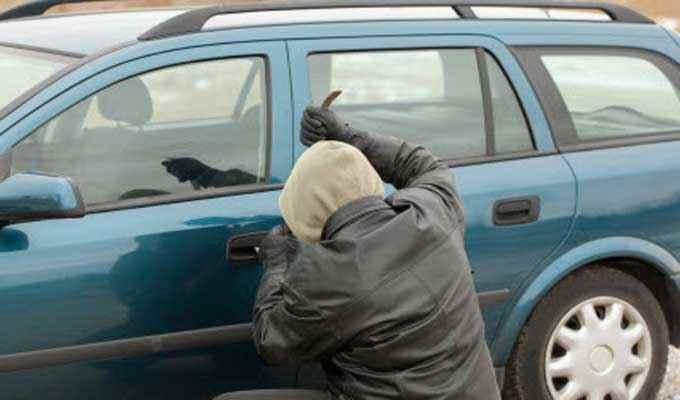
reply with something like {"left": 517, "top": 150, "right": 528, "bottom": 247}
{"left": 279, "top": 141, "right": 384, "bottom": 243}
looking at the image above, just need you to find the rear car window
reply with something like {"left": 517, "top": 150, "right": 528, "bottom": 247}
{"left": 308, "top": 48, "right": 533, "bottom": 161}
{"left": 12, "top": 57, "right": 268, "bottom": 206}
{"left": 541, "top": 53, "right": 680, "bottom": 141}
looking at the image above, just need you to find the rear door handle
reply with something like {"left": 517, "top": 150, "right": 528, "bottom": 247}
{"left": 493, "top": 196, "right": 540, "bottom": 226}
{"left": 227, "top": 231, "right": 267, "bottom": 263}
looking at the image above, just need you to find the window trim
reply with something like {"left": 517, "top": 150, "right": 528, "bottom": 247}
{"left": 12, "top": 54, "right": 275, "bottom": 214}
{"left": 513, "top": 46, "right": 680, "bottom": 152}
{"left": 479, "top": 49, "right": 537, "bottom": 157}
{"left": 0, "top": 41, "right": 84, "bottom": 60}
{"left": 307, "top": 46, "right": 537, "bottom": 163}
{"left": 447, "top": 149, "right": 555, "bottom": 168}
{"left": 88, "top": 183, "right": 283, "bottom": 214}
{"left": 476, "top": 47, "right": 496, "bottom": 156}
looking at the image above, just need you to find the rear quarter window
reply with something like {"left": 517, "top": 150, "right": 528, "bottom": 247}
{"left": 518, "top": 47, "right": 680, "bottom": 146}
{"left": 543, "top": 55, "right": 680, "bottom": 140}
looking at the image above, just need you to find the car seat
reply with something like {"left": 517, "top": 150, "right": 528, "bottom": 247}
{"left": 77, "top": 77, "right": 161, "bottom": 203}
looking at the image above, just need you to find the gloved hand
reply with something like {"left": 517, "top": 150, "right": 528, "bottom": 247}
{"left": 300, "top": 106, "right": 354, "bottom": 146}
{"left": 259, "top": 224, "right": 297, "bottom": 268}
{"left": 162, "top": 157, "right": 212, "bottom": 183}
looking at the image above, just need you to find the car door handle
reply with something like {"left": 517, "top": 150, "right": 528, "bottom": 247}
{"left": 227, "top": 231, "right": 268, "bottom": 263}
{"left": 493, "top": 196, "right": 540, "bottom": 226}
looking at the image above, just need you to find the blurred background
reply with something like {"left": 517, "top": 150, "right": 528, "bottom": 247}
{"left": 0, "top": 0, "right": 677, "bottom": 31}
{"left": 618, "top": 0, "right": 680, "bottom": 30}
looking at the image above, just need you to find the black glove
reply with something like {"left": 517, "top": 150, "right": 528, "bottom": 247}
{"left": 300, "top": 106, "right": 355, "bottom": 146}
{"left": 259, "top": 224, "right": 297, "bottom": 268}
{"left": 162, "top": 157, "right": 213, "bottom": 183}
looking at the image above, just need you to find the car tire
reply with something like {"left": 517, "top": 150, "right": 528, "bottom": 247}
{"left": 503, "top": 266, "right": 669, "bottom": 400}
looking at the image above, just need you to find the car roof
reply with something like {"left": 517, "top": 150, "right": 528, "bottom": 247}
{"left": 0, "top": 1, "right": 658, "bottom": 57}
{"left": 0, "top": 9, "right": 187, "bottom": 56}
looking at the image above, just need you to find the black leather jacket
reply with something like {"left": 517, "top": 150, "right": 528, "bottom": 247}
{"left": 253, "top": 133, "right": 500, "bottom": 400}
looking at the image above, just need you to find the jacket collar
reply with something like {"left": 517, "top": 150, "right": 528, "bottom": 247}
{"left": 322, "top": 196, "right": 390, "bottom": 240}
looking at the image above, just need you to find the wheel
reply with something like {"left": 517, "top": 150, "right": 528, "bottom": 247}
{"left": 503, "top": 266, "right": 669, "bottom": 400}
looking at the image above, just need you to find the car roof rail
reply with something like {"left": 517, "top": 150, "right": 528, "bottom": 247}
{"left": 138, "top": 0, "right": 654, "bottom": 41}
{"left": 0, "top": 0, "right": 122, "bottom": 21}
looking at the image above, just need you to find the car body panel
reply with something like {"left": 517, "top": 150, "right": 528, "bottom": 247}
{"left": 566, "top": 142, "right": 680, "bottom": 259}
{"left": 454, "top": 155, "right": 576, "bottom": 346}
{"left": 0, "top": 39, "right": 294, "bottom": 399}
{"left": 0, "top": 192, "right": 295, "bottom": 399}
{"left": 666, "top": 29, "right": 680, "bottom": 52}
{"left": 668, "top": 28, "right": 680, "bottom": 48}
{"left": 502, "top": 33, "right": 680, "bottom": 63}
{"left": 492, "top": 235, "right": 680, "bottom": 363}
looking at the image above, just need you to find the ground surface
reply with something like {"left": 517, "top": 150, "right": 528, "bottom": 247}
{"left": 659, "top": 346, "right": 680, "bottom": 399}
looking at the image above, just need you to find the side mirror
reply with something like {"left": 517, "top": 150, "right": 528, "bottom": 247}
{"left": 0, "top": 172, "right": 85, "bottom": 227}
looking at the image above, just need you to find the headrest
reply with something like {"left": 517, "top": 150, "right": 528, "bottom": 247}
{"left": 97, "top": 77, "right": 153, "bottom": 126}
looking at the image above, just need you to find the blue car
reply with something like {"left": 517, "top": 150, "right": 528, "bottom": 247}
{"left": 0, "top": 1, "right": 679, "bottom": 399}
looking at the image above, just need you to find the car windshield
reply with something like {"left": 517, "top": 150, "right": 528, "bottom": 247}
{"left": 0, "top": 46, "right": 74, "bottom": 111}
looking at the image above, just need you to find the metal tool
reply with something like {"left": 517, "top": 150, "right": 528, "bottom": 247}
{"left": 321, "top": 90, "right": 343, "bottom": 109}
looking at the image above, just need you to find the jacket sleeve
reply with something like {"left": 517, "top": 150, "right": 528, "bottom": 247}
{"left": 350, "top": 131, "right": 465, "bottom": 229}
{"left": 252, "top": 245, "right": 340, "bottom": 366}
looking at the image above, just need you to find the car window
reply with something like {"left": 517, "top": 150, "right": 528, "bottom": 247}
{"left": 11, "top": 57, "right": 268, "bottom": 206}
{"left": 308, "top": 48, "right": 532, "bottom": 160}
{"left": 313, "top": 51, "right": 446, "bottom": 104}
{"left": 84, "top": 59, "right": 265, "bottom": 125}
{"left": 486, "top": 53, "right": 534, "bottom": 154}
{"left": 541, "top": 54, "right": 680, "bottom": 141}
{"left": 0, "top": 46, "right": 73, "bottom": 111}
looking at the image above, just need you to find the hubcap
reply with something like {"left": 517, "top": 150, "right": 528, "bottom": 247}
{"left": 545, "top": 296, "right": 652, "bottom": 400}
{"left": 590, "top": 346, "right": 614, "bottom": 374}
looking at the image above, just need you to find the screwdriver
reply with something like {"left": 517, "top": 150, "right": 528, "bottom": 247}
{"left": 321, "top": 90, "right": 342, "bottom": 109}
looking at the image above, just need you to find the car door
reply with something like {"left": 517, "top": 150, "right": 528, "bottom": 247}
{"left": 289, "top": 34, "right": 576, "bottom": 355}
{"left": 0, "top": 42, "right": 294, "bottom": 399}
{"left": 516, "top": 45, "right": 680, "bottom": 261}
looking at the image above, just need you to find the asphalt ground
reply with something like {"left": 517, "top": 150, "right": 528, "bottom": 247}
{"left": 659, "top": 346, "right": 680, "bottom": 399}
